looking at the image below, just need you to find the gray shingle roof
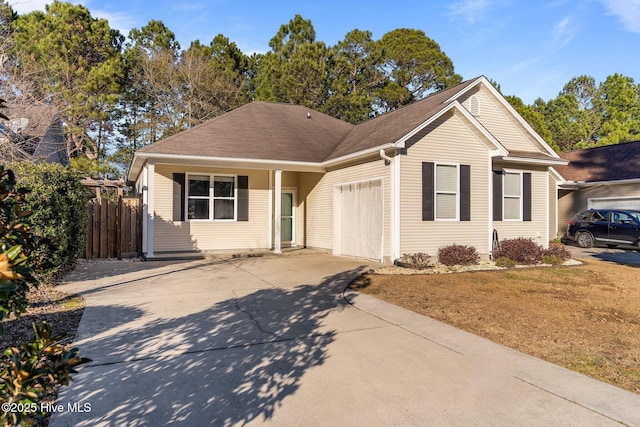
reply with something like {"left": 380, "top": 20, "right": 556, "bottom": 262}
{"left": 138, "top": 101, "right": 354, "bottom": 163}
{"left": 0, "top": 104, "right": 68, "bottom": 165}
{"left": 556, "top": 141, "right": 640, "bottom": 182}
{"left": 138, "top": 77, "right": 484, "bottom": 163}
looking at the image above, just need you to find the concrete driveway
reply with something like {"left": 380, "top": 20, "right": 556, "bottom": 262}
{"left": 565, "top": 243, "right": 640, "bottom": 266}
{"left": 50, "top": 251, "right": 640, "bottom": 426}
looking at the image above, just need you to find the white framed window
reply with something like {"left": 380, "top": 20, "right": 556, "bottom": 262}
{"left": 187, "top": 174, "right": 237, "bottom": 221}
{"left": 435, "top": 163, "right": 459, "bottom": 220}
{"left": 503, "top": 171, "right": 522, "bottom": 220}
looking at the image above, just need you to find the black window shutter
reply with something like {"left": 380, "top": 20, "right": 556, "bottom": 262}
{"left": 172, "top": 173, "right": 185, "bottom": 221}
{"left": 422, "top": 162, "right": 434, "bottom": 221}
{"left": 237, "top": 175, "right": 249, "bottom": 221}
{"left": 523, "top": 172, "right": 532, "bottom": 222}
{"left": 460, "top": 165, "right": 471, "bottom": 221}
{"left": 493, "top": 170, "right": 502, "bottom": 221}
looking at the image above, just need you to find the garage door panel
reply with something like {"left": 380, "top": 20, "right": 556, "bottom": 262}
{"left": 337, "top": 180, "right": 383, "bottom": 261}
{"left": 589, "top": 197, "right": 640, "bottom": 210}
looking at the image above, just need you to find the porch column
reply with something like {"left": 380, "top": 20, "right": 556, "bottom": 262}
{"left": 141, "top": 164, "right": 148, "bottom": 254}
{"left": 267, "top": 170, "right": 273, "bottom": 250}
{"left": 146, "top": 161, "right": 155, "bottom": 258}
{"left": 274, "top": 169, "right": 282, "bottom": 254}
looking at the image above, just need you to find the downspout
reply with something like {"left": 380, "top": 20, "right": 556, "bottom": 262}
{"left": 380, "top": 149, "right": 399, "bottom": 262}
{"left": 379, "top": 149, "right": 393, "bottom": 164}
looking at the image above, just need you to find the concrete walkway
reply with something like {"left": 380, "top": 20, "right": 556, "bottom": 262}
{"left": 50, "top": 252, "right": 640, "bottom": 426}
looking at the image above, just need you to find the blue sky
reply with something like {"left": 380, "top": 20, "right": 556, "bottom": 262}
{"left": 10, "top": 0, "right": 640, "bottom": 104}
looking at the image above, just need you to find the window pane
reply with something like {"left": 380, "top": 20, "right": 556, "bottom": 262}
{"left": 214, "top": 176, "right": 234, "bottom": 198}
{"left": 436, "top": 164, "right": 457, "bottom": 192}
{"left": 504, "top": 173, "right": 521, "bottom": 196}
{"left": 504, "top": 197, "right": 520, "bottom": 220}
{"left": 189, "top": 175, "right": 210, "bottom": 197}
{"left": 281, "top": 217, "right": 293, "bottom": 241}
{"left": 214, "top": 199, "right": 234, "bottom": 219}
{"left": 188, "top": 199, "right": 209, "bottom": 219}
{"left": 436, "top": 193, "right": 457, "bottom": 219}
{"left": 281, "top": 193, "right": 293, "bottom": 216}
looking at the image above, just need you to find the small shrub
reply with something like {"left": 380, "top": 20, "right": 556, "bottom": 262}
{"left": 543, "top": 242, "right": 571, "bottom": 261}
{"left": 493, "top": 237, "right": 544, "bottom": 265}
{"left": 438, "top": 244, "right": 480, "bottom": 266}
{"left": 397, "top": 252, "right": 431, "bottom": 269}
{"left": 495, "top": 257, "right": 517, "bottom": 268}
{"left": 544, "top": 254, "right": 565, "bottom": 265}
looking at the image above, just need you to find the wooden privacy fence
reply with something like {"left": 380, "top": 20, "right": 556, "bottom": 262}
{"left": 85, "top": 196, "right": 142, "bottom": 259}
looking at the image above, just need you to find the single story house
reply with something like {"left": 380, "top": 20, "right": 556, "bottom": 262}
{"left": 0, "top": 104, "right": 68, "bottom": 165}
{"left": 128, "top": 76, "right": 568, "bottom": 262}
{"left": 554, "top": 140, "right": 640, "bottom": 233}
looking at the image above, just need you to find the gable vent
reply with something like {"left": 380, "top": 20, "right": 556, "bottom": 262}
{"left": 469, "top": 95, "right": 480, "bottom": 117}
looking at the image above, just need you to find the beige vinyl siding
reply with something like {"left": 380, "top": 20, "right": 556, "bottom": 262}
{"left": 300, "top": 156, "right": 391, "bottom": 258}
{"left": 493, "top": 164, "right": 549, "bottom": 248}
{"left": 153, "top": 164, "right": 270, "bottom": 252}
{"left": 558, "top": 189, "right": 577, "bottom": 237}
{"left": 461, "top": 87, "right": 549, "bottom": 154}
{"left": 558, "top": 183, "right": 640, "bottom": 232}
{"left": 400, "top": 111, "right": 492, "bottom": 255}
{"left": 549, "top": 175, "right": 558, "bottom": 239}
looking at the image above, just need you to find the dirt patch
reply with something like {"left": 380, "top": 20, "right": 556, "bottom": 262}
{"left": 350, "top": 258, "right": 640, "bottom": 394}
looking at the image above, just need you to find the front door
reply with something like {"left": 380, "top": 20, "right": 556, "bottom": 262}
{"left": 281, "top": 192, "right": 294, "bottom": 245}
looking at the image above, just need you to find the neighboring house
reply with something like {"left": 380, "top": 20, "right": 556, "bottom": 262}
{"left": 0, "top": 104, "right": 68, "bottom": 165}
{"left": 128, "top": 76, "right": 567, "bottom": 262}
{"left": 554, "top": 140, "right": 640, "bottom": 233}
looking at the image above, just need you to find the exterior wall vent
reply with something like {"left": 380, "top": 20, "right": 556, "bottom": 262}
{"left": 469, "top": 95, "right": 480, "bottom": 117}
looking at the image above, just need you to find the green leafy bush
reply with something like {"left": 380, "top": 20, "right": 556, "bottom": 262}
{"left": 0, "top": 168, "right": 38, "bottom": 333}
{"left": 438, "top": 244, "right": 480, "bottom": 266}
{"left": 14, "top": 163, "right": 91, "bottom": 282}
{"left": 0, "top": 166, "right": 90, "bottom": 426}
{"left": 0, "top": 322, "right": 90, "bottom": 426}
{"left": 493, "top": 237, "right": 544, "bottom": 265}
{"left": 397, "top": 253, "right": 431, "bottom": 269}
{"left": 543, "top": 242, "right": 571, "bottom": 261}
{"left": 494, "top": 257, "right": 517, "bottom": 268}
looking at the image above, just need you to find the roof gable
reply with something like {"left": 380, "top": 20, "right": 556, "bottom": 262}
{"left": 556, "top": 141, "right": 640, "bottom": 182}
{"left": 0, "top": 104, "right": 68, "bottom": 165}
{"left": 325, "top": 77, "right": 482, "bottom": 160}
{"left": 456, "top": 84, "right": 558, "bottom": 157}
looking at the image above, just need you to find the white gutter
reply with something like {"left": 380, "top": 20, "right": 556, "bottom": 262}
{"left": 321, "top": 143, "right": 396, "bottom": 168}
{"left": 497, "top": 156, "right": 569, "bottom": 166}
{"left": 379, "top": 149, "right": 393, "bottom": 163}
{"left": 128, "top": 152, "right": 326, "bottom": 181}
{"left": 569, "top": 177, "right": 640, "bottom": 187}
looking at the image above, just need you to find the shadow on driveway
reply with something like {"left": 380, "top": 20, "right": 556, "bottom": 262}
{"left": 565, "top": 244, "right": 640, "bottom": 267}
{"left": 52, "top": 267, "right": 362, "bottom": 426}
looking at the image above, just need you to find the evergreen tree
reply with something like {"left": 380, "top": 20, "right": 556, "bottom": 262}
{"left": 375, "top": 28, "right": 462, "bottom": 112}
{"left": 13, "top": 1, "right": 124, "bottom": 160}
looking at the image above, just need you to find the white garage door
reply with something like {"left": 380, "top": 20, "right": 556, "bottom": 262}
{"left": 337, "top": 180, "right": 383, "bottom": 261}
{"left": 589, "top": 197, "right": 640, "bottom": 210}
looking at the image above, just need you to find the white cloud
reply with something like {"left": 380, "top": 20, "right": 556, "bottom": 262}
{"left": 90, "top": 9, "right": 139, "bottom": 37}
{"left": 599, "top": 0, "right": 640, "bottom": 33}
{"left": 448, "top": 0, "right": 493, "bottom": 24}
{"left": 9, "top": 0, "right": 138, "bottom": 36}
{"left": 9, "top": 0, "right": 50, "bottom": 14}
{"left": 552, "top": 16, "right": 577, "bottom": 47}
